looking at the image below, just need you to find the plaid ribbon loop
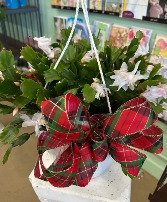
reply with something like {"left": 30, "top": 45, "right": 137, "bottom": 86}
{"left": 34, "top": 93, "right": 163, "bottom": 187}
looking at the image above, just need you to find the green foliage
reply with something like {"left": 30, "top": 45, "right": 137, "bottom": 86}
{"left": 21, "top": 46, "right": 50, "bottom": 72}
{"left": 82, "top": 84, "right": 96, "bottom": 103}
{"left": 149, "top": 103, "right": 164, "bottom": 114}
{"left": 0, "top": 125, "right": 19, "bottom": 144}
{"left": 149, "top": 64, "right": 162, "bottom": 79}
{"left": 0, "top": 50, "right": 15, "bottom": 71}
{"left": 21, "top": 79, "right": 43, "bottom": 100}
{"left": 63, "top": 45, "right": 76, "bottom": 62}
{"left": 0, "top": 103, "right": 14, "bottom": 114}
{"left": 64, "top": 88, "right": 78, "bottom": 95}
{"left": 3, "top": 146, "right": 12, "bottom": 164}
{"left": 36, "top": 89, "right": 45, "bottom": 106}
{"left": 61, "top": 69, "right": 77, "bottom": 81}
{"left": 2, "top": 131, "right": 32, "bottom": 164}
{"left": 44, "top": 69, "right": 61, "bottom": 83}
{"left": 12, "top": 133, "right": 31, "bottom": 147}
{"left": 0, "top": 116, "right": 33, "bottom": 163}
{"left": 0, "top": 50, "right": 20, "bottom": 81}
{"left": 0, "top": 79, "right": 20, "bottom": 95}
{"left": 0, "top": 29, "right": 166, "bottom": 163}
{"left": 13, "top": 96, "right": 31, "bottom": 108}
{"left": 55, "top": 79, "right": 68, "bottom": 95}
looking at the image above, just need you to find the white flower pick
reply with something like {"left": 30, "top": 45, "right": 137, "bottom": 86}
{"left": 158, "top": 65, "right": 167, "bottom": 79}
{"left": 91, "top": 78, "right": 111, "bottom": 100}
{"left": 13, "top": 107, "right": 19, "bottom": 116}
{"left": 34, "top": 36, "right": 51, "bottom": 53}
{"left": 34, "top": 36, "right": 61, "bottom": 60}
{"left": 0, "top": 71, "right": 4, "bottom": 80}
{"left": 141, "top": 84, "right": 167, "bottom": 106}
{"left": 110, "top": 61, "right": 149, "bottom": 91}
{"left": 158, "top": 102, "right": 167, "bottom": 121}
{"left": 20, "top": 113, "right": 46, "bottom": 137}
{"left": 81, "top": 50, "right": 96, "bottom": 63}
{"left": 73, "top": 29, "right": 82, "bottom": 43}
{"left": 0, "top": 123, "right": 4, "bottom": 133}
{"left": 129, "top": 45, "right": 148, "bottom": 63}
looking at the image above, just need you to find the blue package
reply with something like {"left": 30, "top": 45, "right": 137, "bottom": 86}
{"left": 75, "top": 22, "right": 89, "bottom": 40}
{"left": 67, "top": 17, "right": 83, "bottom": 27}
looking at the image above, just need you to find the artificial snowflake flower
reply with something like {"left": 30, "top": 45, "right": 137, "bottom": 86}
{"left": 141, "top": 84, "right": 167, "bottom": 105}
{"left": 34, "top": 36, "right": 51, "bottom": 53}
{"left": 110, "top": 61, "right": 149, "bottom": 91}
{"left": 129, "top": 45, "right": 148, "bottom": 63}
{"left": 53, "top": 47, "right": 61, "bottom": 55}
{"left": 14, "top": 82, "right": 20, "bottom": 86}
{"left": 47, "top": 47, "right": 61, "bottom": 59}
{"left": 91, "top": 78, "right": 111, "bottom": 100}
{"left": 81, "top": 50, "right": 96, "bottom": 63}
{"left": 34, "top": 36, "right": 61, "bottom": 60}
{"left": 147, "top": 65, "right": 154, "bottom": 73}
{"left": 147, "top": 61, "right": 167, "bottom": 77}
{"left": 150, "top": 55, "right": 163, "bottom": 65}
{"left": 73, "top": 30, "right": 82, "bottom": 43}
{"left": 13, "top": 107, "right": 19, "bottom": 116}
{"left": 158, "top": 65, "right": 167, "bottom": 78}
{"left": 28, "top": 62, "right": 35, "bottom": 72}
{"left": 158, "top": 102, "right": 167, "bottom": 121}
{"left": 0, "top": 123, "right": 4, "bottom": 133}
{"left": 0, "top": 71, "right": 4, "bottom": 80}
{"left": 20, "top": 113, "right": 46, "bottom": 137}
{"left": 137, "top": 45, "right": 149, "bottom": 56}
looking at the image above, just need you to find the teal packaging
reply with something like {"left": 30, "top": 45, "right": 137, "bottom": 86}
{"left": 6, "top": 0, "right": 19, "bottom": 9}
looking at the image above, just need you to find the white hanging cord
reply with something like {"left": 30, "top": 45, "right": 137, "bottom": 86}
{"left": 53, "top": 1, "right": 80, "bottom": 70}
{"left": 81, "top": 0, "right": 112, "bottom": 113}
{"left": 83, "top": 1, "right": 93, "bottom": 50}
{"left": 44, "top": 0, "right": 80, "bottom": 89}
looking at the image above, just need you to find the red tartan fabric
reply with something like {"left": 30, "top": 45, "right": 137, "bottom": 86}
{"left": 34, "top": 93, "right": 163, "bottom": 187}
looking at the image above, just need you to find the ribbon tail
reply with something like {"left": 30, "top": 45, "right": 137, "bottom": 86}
{"left": 39, "top": 145, "right": 78, "bottom": 188}
{"left": 34, "top": 159, "right": 47, "bottom": 181}
{"left": 109, "top": 141, "right": 146, "bottom": 177}
{"left": 120, "top": 125, "right": 163, "bottom": 154}
{"left": 102, "top": 97, "right": 157, "bottom": 139}
{"left": 75, "top": 142, "right": 98, "bottom": 187}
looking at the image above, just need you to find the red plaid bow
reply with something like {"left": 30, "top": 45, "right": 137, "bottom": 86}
{"left": 34, "top": 93, "right": 163, "bottom": 187}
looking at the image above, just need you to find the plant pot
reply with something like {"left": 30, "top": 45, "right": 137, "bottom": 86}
{"left": 29, "top": 159, "right": 131, "bottom": 202}
{"left": 41, "top": 148, "right": 113, "bottom": 179}
{"left": 92, "top": 154, "right": 113, "bottom": 178}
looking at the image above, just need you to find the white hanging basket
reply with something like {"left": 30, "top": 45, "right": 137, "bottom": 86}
{"left": 40, "top": 148, "right": 113, "bottom": 179}
{"left": 29, "top": 160, "right": 131, "bottom": 202}
{"left": 92, "top": 155, "right": 113, "bottom": 178}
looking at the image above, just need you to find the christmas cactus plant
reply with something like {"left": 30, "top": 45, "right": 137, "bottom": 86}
{"left": 0, "top": 28, "right": 165, "bottom": 187}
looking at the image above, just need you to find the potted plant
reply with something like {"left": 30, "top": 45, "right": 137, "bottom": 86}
{"left": 0, "top": 27, "right": 165, "bottom": 188}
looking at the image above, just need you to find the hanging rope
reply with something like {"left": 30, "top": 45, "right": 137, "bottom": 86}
{"left": 83, "top": 1, "right": 93, "bottom": 50}
{"left": 45, "top": 0, "right": 112, "bottom": 113}
{"left": 81, "top": 0, "right": 112, "bottom": 113}
{"left": 44, "top": 0, "right": 80, "bottom": 89}
{"left": 53, "top": 1, "right": 80, "bottom": 70}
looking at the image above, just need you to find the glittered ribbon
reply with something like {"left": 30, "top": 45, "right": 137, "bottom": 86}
{"left": 34, "top": 93, "right": 163, "bottom": 187}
